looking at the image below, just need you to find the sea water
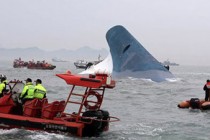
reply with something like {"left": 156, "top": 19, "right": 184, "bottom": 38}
{"left": 1, "top": 60, "right": 210, "bottom": 140}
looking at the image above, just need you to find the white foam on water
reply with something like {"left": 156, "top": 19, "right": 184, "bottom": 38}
{"left": 80, "top": 53, "right": 113, "bottom": 75}
{"left": 166, "top": 77, "right": 182, "bottom": 82}
{"left": 114, "top": 123, "right": 165, "bottom": 138}
{"left": 28, "top": 131, "right": 66, "bottom": 140}
{"left": 0, "top": 128, "right": 19, "bottom": 134}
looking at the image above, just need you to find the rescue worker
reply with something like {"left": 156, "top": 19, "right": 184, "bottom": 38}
{"left": 203, "top": 79, "right": 210, "bottom": 101}
{"left": 0, "top": 77, "right": 7, "bottom": 98}
{"left": 19, "top": 78, "right": 35, "bottom": 104}
{"left": 34, "top": 79, "right": 47, "bottom": 99}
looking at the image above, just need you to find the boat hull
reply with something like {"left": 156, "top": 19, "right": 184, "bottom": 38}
{"left": 0, "top": 96, "right": 110, "bottom": 137}
{"left": 27, "top": 65, "right": 56, "bottom": 70}
{"left": 0, "top": 113, "right": 83, "bottom": 136}
{"left": 0, "top": 104, "right": 109, "bottom": 137}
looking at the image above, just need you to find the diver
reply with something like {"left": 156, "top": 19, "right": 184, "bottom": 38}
{"left": 203, "top": 79, "right": 210, "bottom": 101}
{"left": 0, "top": 75, "right": 8, "bottom": 98}
{"left": 34, "top": 79, "right": 47, "bottom": 99}
{"left": 19, "top": 78, "right": 35, "bottom": 104}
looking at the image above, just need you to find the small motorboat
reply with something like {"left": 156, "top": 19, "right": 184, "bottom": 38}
{"left": 0, "top": 72, "right": 119, "bottom": 137}
{"left": 74, "top": 60, "right": 89, "bottom": 69}
{"left": 74, "top": 60, "right": 103, "bottom": 70}
{"left": 178, "top": 98, "right": 210, "bottom": 110}
{"left": 74, "top": 55, "right": 103, "bottom": 69}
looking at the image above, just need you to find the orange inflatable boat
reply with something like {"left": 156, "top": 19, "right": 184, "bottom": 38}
{"left": 178, "top": 98, "right": 210, "bottom": 110}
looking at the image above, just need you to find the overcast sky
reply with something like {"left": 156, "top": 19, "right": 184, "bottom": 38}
{"left": 0, "top": 0, "right": 210, "bottom": 65}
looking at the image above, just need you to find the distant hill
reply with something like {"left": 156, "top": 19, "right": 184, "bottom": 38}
{"left": 0, "top": 46, "right": 108, "bottom": 62}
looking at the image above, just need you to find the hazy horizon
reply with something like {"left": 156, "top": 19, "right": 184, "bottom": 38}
{"left": 1, "top": 0, "right": 210, "bottom": 66}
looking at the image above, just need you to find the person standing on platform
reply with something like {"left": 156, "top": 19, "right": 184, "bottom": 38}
{"left": 203, "top": 79, "right": 210, "bottom": 101}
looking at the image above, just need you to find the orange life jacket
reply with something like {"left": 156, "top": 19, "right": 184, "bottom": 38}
{"left": 206, "top": 82, "right": 210, "bottom": 89}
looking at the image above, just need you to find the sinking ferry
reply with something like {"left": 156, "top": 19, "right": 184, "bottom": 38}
{"left": 81, "top": 25, "right": 175, "bottom": 82}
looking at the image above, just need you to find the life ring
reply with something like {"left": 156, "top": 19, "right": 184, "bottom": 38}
{"left": 84, "top": 90, "right": 102, "bottom": 110}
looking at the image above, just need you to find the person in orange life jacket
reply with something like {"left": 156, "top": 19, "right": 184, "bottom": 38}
{"left": 19, "top": 78, "right": 35, "bottom": 104}
{"left": 0, "top": 77, "right": 7, "bottom": 98}
{"left": 34, "top": 79, "right": 47, "bottom": 99}
{"left": 203, "top": 79, "right": 210, "bottom": 101}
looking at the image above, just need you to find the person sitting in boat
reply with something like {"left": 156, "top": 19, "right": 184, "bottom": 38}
{"left": 19, "top": 78, "right": 35, "bottom": 104}
{"left": 34, "top": 79, "right": 47, "bottom": 99}
{"left": 0, "top": 76, "right": 8, "bottom": 98}
{"left": 203, "top": 79, "right": 210, "bottom": 101}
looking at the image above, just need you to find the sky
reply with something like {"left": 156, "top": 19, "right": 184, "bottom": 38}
{"left": 0, "top": 0, "right": 210, "bottom": 65}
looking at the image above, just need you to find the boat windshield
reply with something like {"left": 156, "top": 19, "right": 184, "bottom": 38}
{"left": 9, "top": 82, "right": 24, "bottom": 102}
{"left": 10, "top": 82, "right": 24, "bottom": 94}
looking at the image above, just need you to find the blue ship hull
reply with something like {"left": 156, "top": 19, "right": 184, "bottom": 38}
{"left": 106, "top": 25, "right": 174, "bottom": 82}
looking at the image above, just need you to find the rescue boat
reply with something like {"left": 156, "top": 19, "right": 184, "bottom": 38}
{"left": 27, "top": 61, "right": 56, "bottom": 70}
{"left": 27, "top": 64, "right": 56, "bottom": 70}
{"left": 0, "top": 72, "right": 119, "bottom": 137}
{"left": 13, "top": 58, "right": 56, "bottom": 70}
{"left": 178, "top": 98, "right": 210, "bottom": 110}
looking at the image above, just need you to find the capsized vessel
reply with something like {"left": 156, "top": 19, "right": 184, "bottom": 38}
{"left": 0, "top": 72, "right": 119, "bottom": 137}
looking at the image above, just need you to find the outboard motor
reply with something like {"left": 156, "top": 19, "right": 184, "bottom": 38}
{"left": 82, "top": 110, "right": 103, "bottom": 137}
{"left": 189, "top": 98, "right": 200, "bottom": 109}
{"left": 82, "top": 110, "right": 110, "bottom": 137}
